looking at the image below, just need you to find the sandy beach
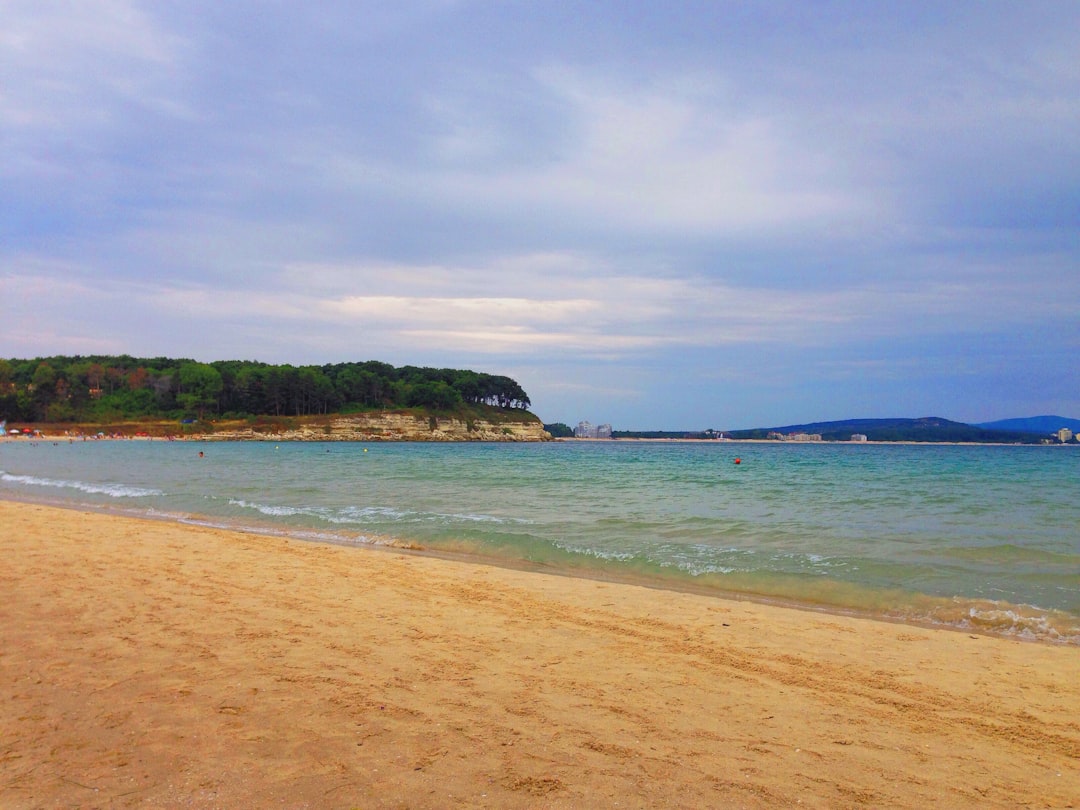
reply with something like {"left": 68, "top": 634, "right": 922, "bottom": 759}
{"left": 2, "top": 501, "right": 1078, "bottom": 808}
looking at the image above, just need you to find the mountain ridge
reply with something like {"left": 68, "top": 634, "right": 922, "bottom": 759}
{"left": 725, "top": 416, "right": 1074, "bottom": 443}
{"left": 975, "top": 415, "right": 1080, "bottom": 435}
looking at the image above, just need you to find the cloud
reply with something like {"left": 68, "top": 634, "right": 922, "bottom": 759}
{"left": 0, "top": 0, "right": 189, "bottom": 135}
{"left": 324, "top": 295, "right": 600, "bottom": 324}
{"left": 523, "top": 68, "right": 869, "bottom": 233}
{"left": 5, "top": 236, "right": 1073, "bottom": 369}
{"left": 1, "top": 2, "right": 1077, "bottom": 425}
{"left": 312, "top": 66, "right": 879, "bottom": 243}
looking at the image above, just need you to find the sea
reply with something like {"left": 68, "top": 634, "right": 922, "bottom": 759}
{"left": 2, "top": 438, "right": 1078, "bottom": 644}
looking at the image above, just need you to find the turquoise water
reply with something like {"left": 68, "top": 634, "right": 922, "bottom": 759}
{"left": 2, "top": 439, "right": 1078, "bottom": 643}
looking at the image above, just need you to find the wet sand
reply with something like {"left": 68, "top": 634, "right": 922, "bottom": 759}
{"left": 2, "top": 500, "right": 1078, "bottom": 808}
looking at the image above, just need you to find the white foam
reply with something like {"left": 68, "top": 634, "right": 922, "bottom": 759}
{"left": 551, "top": 540, "right": 638, "bottom": 562}
{"left": 0, "top": 472, "right": 162, "bottom": 498}
{"left": 225, "top": 499, "right": 522, "bottom": 527}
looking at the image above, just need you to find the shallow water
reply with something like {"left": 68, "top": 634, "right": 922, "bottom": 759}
{"left": 3, "top": 438, "right": 1078, "bottom": 642}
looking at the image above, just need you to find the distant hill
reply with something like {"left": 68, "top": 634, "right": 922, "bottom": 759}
{"left": 727, "top": 417, "right": 1039, "bottom": 443}
{"left": 975, "top": 415, "right": 1080, "bottom": 435}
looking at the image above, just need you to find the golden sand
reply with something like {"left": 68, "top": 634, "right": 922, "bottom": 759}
{"left": 1, "top": 500, "right": 1078, "bottom": 808}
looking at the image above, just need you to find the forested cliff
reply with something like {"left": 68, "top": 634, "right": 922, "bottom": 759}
{"left": 0, "top": 355, "right": 532, "bottom": 424}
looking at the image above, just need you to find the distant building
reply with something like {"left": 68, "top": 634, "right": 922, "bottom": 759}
{"left": 767, "top": 431, "right": 823, "bottom": 442}
{"left": 1058, "top": 427, "right": 1074, "bottom": 443}
{"left": 575, "top": 421, "right": 613, "bottom": 439}
{"left": 574, "top": 421, "right": 594, "bottom": 438}
{"left": 851, "top": 434, "right": 868, "bottom": 442}
{"left": 785, "top": 432, "right": 823, "bottom": 442}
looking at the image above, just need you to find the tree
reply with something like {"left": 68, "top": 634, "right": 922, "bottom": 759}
{"left": 0, "top": 354, "right": 535, "bottom": 422}
{"left": 544, "top": 422, "right": 574, "bottom": 438}
{"left": 30, "top": 362, "right": 58, "bottom": 420}
{"left": 127, "top": 366, "right": 149, "bottom": 392}
{"left": 177, "top": 362, "right": 223, "bottom": 419}
{"left": 406, "top": 381, "right": 463, "bottom": 410}
{"left": 231, "top": 365, "right": 268, "bottom": 415}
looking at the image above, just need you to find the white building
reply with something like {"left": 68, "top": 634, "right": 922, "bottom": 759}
{"left": 1057, "top": 427, "right": 1074, "bottom": 443}
{"left": 575, "top": 421, "right": 613, "bottom": 439}
{"left": 767, "top": 431, "right": 822, "bottom": 442}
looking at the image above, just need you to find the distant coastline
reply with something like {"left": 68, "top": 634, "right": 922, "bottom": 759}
{"left": 5, "top": 412, "right": 1077, "bottom": 446}
{"left": 558, "top": 436, "right": 1076, "bottom": 446}
{"left": 557, "top": 415, "right": 1079, "bottom": 445}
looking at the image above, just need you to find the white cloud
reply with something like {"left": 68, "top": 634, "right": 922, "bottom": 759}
{"left": 324, "top": 295, "right": 599, "bottom": 324}
{"left": 6, "top": 240, "right": 1072, "bottom": 364}
{"left": 2, "top": 3, "right": 1077, "bottom": 423}
{"left": 0, "top": 0, "right": 189, "bottom": 133}
{"left": 299, "top": 65, "right": 880, "bottom": 241}
{"left": 527, "top": 67, "right": 862, "bottom": 231}
{"left": 399, "top": 329, "right": 670, "bottom": 355}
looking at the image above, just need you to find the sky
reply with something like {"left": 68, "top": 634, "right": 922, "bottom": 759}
{"left": 2, "top": 1, "right": 1078, "bottom": 430}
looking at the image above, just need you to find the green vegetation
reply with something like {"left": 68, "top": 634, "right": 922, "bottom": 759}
{"left": 0, "top": 355, "right": 532, "bottom": 424}
{"left": 543, "top": 422, "right": 574, "bottom": 438}
{"left": 612, "top": 429, "right": 723, "bottom": 440}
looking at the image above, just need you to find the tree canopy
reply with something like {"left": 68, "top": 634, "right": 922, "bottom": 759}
{"left": 0, "top": 355, "right": 532, "bottom": 423}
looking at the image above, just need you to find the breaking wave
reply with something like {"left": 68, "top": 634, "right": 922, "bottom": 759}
{"left": 0, "top": 471, "right": 162, "bottom": 499}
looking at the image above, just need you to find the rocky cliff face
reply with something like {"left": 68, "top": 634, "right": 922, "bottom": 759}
{"left": 204, "top": 412, "right": 551, "bottom": 442}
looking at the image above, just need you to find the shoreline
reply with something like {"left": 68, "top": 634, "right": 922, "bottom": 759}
{"left": 3, "top": 500, "right": 1079, "bottom": 808}
{"left": 6, "top": 494, "right": 1077, "bottom": 647}
{"left": 3, "top": 434, "right": 1072, "bottom": 447}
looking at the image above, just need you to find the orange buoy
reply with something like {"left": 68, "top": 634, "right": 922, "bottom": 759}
{"left": 734, "top": 457, "right": 741, "bottom": 464}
